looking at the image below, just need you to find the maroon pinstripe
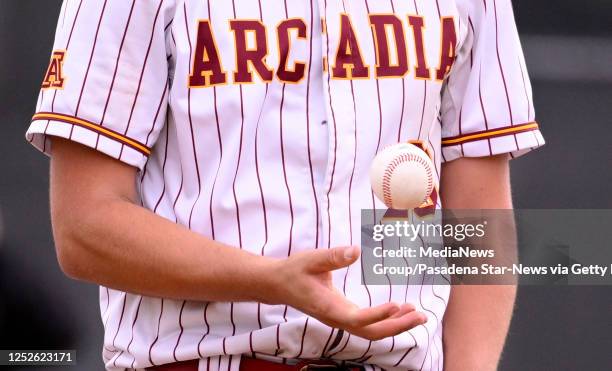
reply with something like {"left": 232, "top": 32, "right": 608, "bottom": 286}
{"left": 50, "top": 0, "right": 83, "bottom": 117}
{"left": 344, "top": 64, "right": 361, "bottom": 354}
{"left": 320, "top": 329, "right": 335, "bottom": 358}
{"left": 415, "top": 233, "right": 435, "bottom": 371}
{"left": 390, "top": 0, "right": 406, "bottom": 144}
{"left": 172, "top": 172, "right": 184, "bottom": 223}
{"left": 118, "top": 0, "right": 164, "bottom": 160}
{"left": 454, "top": 15, "right": 476, "bottom": 158}
{"left": 492, "top": 0, "right": 519, "bottom": 151}
{"left": 164, "top": 19, "right": 174, "bottom": 32}
{"left": 408, "top": 7, "right": 434, "bottom": 366}
{"left": 66, "top": 0, "right": 83, "bottom": 50}
{"left": 124, "top": 296, "right": 143, "bottom": 369}
{"left": 94, "top": 0, "right": 136, "bottom": 153}
{"left": 417, "top": 285, "right": 431, "bottom": 371}
{"left": 323, "top": 0, "right": 339, "bottom": 251}
{"left": 431, "top": 144, "right": 441, "bottom": 193}
{"left": 152, "top": 121, "right": 171, "bottom": 213}
{"left": 355, "top": 3, "right": 381, "bottom": 302}
{"left": 182, "top": 3, "right": 203, "bottom": 231}
{"left": 226, "top": 1, "right": 243, "bottom": 354}
{"left": 478, "top": 65, "right": 494, "bottom": 155}
{"left": 99, "top": 0, "right": 135, "bottom": 127}
{"left": 207, "top": 82, "right": 224, "bottom": 238}
{"left": 431, "top": 258, "right": 449, "bottom": 306}
{"left": 196, "top": 302, "right": 211, "bottom": 358}
{"left": 517, "top": 56, "right": 541, "bottom": 146}
{"left": 204, "top": 0, "right": 223, "bottom": 245}
{"left": 318, "top": 0, "right": 348, "bottom": 359}
{"left": 73, "top": 0, "right": 108, "bottom": 118}
{"left": 229, "top": 0, "right": 245, "bottom": 253}
{"left": 172, "top": 300, "right": 188, "bottom": 362}
{"left": 327, "top": 332, "right": 351, "bottom": 358}
{"left": 145, "top": 84, "right": 169, "bottom": 147}
{"left": 361, "top": 0, "right": 391, "bottom": 362}
{"left": 517, "top": 57, "right": 531, "bottom": 121}
{"left": 294, "top": 318, "right": 310, "bottom": 359}
{"left": 440, "top": 147, "right": 448, "bottom": 162}
{"left": 69, "top": 0, "right": 107, "bottom": 141}
{"left": 111, "top": 292, "right": 128, "bottom": 349}
{"left": 148, "top": 298, "right": 164, "bottom": 366}
{"left": 468, "top": 16, "right": 475, "bottom": 67}
{"left": 279, "top": 0, "right": 296, "bottom": 258}
{"left": 39, "top": 91, "right": 49, "bottom": 149}
{"left": 250, "top": 0, "right": 270, "bottom": 344}
{"left": 305, "top": 0, "right": 321, "bottom": 251}
{"left": 417, "top": 83, "right": 428, "bottom": 140}
{"left": 392, "top": 333, "right": 417, "bottom": 367}
{"left": 423, "top": 263, "right": 443, "bottom": 371}
{"left": 168, "top": 28, "right": 181, "bottom": 224}
{"left": 139, "top": 83, "right": 170, "bottom": 193}
{"left": 36, "top": 91, "right": 44, "bottom": 114}
{"left": 414, "top": 1, "right": 427, "bottom": 141}
{"left": 101, "top": 287, "right": 113, "bottom": 353}
{"left": 254, "top": 0, "right": 270, "bottom": 258}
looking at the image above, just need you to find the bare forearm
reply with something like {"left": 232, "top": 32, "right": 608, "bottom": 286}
{"left": 443, "top": 285, "right": 516, "bottom": 371}
{"left": 53, "top": 196, "right": 277, "bottom": 302}
{"left": 441, "top": 155, "right": 517, "bottom": 370}
{"left": 443, "top": 213, "right": 517, "bottom": 371}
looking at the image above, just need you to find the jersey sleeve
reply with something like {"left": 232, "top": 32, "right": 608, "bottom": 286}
{"left": 26, "top": 0, "right": 175, "bottom": 170}
{"left": 440, "top": 0, "right": 545, "bottom": 162}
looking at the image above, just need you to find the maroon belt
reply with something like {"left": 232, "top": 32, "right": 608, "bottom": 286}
{"left": 147, "top": 357, "right": 366, "bottom": 371}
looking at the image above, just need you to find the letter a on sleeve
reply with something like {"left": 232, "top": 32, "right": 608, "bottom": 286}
{"left": 26, "top": 0, "right": 174, "bottom": 170}
{"left": 440, "top": 0, "right": 545, "bottom": 161}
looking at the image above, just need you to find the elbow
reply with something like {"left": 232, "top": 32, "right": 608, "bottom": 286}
{"left": 51, "top": 216, "right": 92, "bottom": 281}
{"left": 54, "top": 230, "right": 86, "bottom": 280}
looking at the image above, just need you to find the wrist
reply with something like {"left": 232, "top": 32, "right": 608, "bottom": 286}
{"left": 249, "top": 255, "right": 286, "bottom": 305}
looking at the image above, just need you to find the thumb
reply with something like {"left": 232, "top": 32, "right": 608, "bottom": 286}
{"left": 307, "top": 246, "right": 360, "bottom": 273}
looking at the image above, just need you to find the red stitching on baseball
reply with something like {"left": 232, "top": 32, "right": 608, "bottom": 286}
{"left": 381, "top": 153, "right": 434, "bottom": 208}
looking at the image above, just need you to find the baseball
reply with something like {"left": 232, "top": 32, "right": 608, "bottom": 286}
{"left": 370, "top": 143, "right": 435, "bottom": 210}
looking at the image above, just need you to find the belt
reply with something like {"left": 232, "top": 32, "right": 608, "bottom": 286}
{"left": 146, "top": 359, "right": 198, "bottom": 371}
{"left": 241, "top": 357, "right": 365, "bottom": 371}
{"left": 147, "top": 357, "right": 366, "bottom": 371}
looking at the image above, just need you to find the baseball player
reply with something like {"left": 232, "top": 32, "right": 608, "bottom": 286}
{"left": 27, "top": 0, "right": 544, "bottom": 370}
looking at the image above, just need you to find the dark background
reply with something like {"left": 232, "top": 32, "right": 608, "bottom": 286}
{"left": 1, "top": 1, "right": 611, "bottom": 370}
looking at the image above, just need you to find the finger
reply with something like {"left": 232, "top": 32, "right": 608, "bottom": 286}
{"left": 325, "top": 296, "right": 400, "bottom": 329}
{"left": 306, "top": 246, "right": 360, "bottom": 273}
{"left": 356, "top": 311, "right": 427, "bottom": 341}
{"left": 389, "top": 303, "right": 416, "bottom": 319}
{"left": 343, "top": 302, "right": 402, "bottom": 328}
{"left": 318, "top": 291, "right": 399, "bottom": 328}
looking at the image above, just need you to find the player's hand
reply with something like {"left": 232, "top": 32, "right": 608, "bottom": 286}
{"left": 264, "top": 246, "right": 427, "bottom": 341}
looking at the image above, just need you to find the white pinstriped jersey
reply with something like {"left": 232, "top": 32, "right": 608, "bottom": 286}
{"left": 26, "top": 0, "right": 544, "bottom": 370}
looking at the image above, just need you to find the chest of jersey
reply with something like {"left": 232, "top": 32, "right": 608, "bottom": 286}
{"left": 184, "top": 6, "right": 457, "bottom": 87}
{"left": 153, "top": 0, "right": 463, "bottom": 249}
{"left": 166, "top": 0, "right": 460, "bottom": 189}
